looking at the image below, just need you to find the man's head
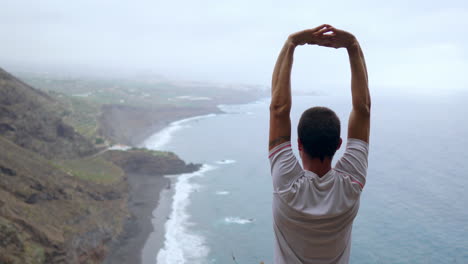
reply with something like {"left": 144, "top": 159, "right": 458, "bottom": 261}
{"left": 297, "top": 106, "right": 342, "bottom": 162}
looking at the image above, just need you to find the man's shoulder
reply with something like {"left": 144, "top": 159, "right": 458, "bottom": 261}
{"left": 334, "top": 138, "right": 369, "bottom": 190}
{"left": 269, "top": 142, "right": 304, "bottom": 193}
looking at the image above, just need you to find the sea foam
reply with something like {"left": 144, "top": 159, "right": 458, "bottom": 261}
{"left": 215, "top": 159, "right": 236, "bottom": 165}
{"left": 224, "top": 217, "right": 255, "bottom": 225}
{"left": 143, "top": 114, "right": 216, "bottom": 150}
{"left": 156, "top": 164, "right": 216, "bottom": 264}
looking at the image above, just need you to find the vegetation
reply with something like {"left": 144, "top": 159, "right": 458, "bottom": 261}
{"left": 55, "top": 156, "right": 125, "bottom": 185}
{"left": 128, "top": 147, "right": 174, "bottom": 157}
{"left": 0, "top": 134, "right": 128, "bottom": 264}
{"left": 0, "top": 217, "right": 46, "bottom": 264}
{"left": 20, "top": 74, "right": 265, "bottom": 109}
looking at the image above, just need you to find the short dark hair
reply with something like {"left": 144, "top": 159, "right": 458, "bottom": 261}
{"left": 297, "top": 106, "right": 341, "bottom": 161}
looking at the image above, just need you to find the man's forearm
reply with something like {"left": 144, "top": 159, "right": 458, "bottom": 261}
{"left": 347, "top": 41, "right": 370, "bottom": 113}
{"left": 270, "top": 39, "right": 296, "bottom": 116}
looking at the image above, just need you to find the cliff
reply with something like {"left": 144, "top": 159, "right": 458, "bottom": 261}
{"left": 0, "top": 136, "right": 128, "bottom": 263}
{"left": 0, "top": 68, "right": 200, "bottom": 263}
{"left": 0, "top": 68, "right": 96, "bottom": 159}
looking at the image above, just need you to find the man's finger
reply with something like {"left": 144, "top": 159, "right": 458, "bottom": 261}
{"left": 314, "top": 27, "right": 334, "bottom": 36}
{"left": 312, "top": 24, "right": 330, "bottom": 32}
{"left": 320, "top": 34, "right": 336, "bottom": 39}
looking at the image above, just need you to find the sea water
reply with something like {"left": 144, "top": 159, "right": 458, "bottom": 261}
{"left": 144, "top": 94, "right": 468, "bottom": 264}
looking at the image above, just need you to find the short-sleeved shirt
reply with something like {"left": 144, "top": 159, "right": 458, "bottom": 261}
{"left": 269, "top": 138, "right": 369, "bottom": 264}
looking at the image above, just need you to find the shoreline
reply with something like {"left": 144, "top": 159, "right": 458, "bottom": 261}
{"left": 103, "top": 173, "right": 170, "bottom": 264}
{"left": 104, "top": 98, "right": 265, "bottom": 264}
{"left": 141, "top": 182, "right": 175, "bottom": 264}
{"left": 103, "top": 108, "right": 222, "bottom": 264}
{"left": 138, "top": 113, "right": 220, "bottom": 264}
{"left": 139, "top": 113, "right": 219, "bottom": 149}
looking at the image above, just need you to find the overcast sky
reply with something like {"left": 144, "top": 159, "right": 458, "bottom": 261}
{"left": 1, "top": 0, "right": 467, "bottom": 95}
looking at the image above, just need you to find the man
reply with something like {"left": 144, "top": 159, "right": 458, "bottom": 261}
{"left": 268, "top": 24, "right": 371, "bottom": 264}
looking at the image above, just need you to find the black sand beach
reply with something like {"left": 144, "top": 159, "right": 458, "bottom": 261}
{"left": 103, "top": 173, "right": 170, "bottom": 264}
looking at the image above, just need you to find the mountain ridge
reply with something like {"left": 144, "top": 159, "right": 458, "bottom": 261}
{"left": 0, "top": 67, "right": 201, "bottom": 264}
{"left": 0, "top": 67, "right": 96, "bottom": 159}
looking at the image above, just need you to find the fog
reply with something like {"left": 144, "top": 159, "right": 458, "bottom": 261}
{"left": 1, "top": 0, "right": 467, "bottom": 95}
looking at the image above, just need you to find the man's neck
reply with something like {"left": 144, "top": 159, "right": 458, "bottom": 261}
{"left": 302, "top": 158, "right": 333, "bottom": 177}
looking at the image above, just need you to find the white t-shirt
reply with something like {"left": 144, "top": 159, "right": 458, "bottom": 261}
{"left": 269, "top": 138, "right": 369, "bottom": 264}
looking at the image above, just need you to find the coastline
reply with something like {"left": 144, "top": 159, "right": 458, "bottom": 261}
{"left": 103, "top": 173, "right": 170, "bottom": 264}
{"left": 101, "top": 148, "right": 201, "bottom": 264}
{"left": 141, "top": 183, "right": 175, "bottom": 264}
{"left": 138, "top": 114, "right": 220, "bottom": 264}
{"left": 103, "top": 96, "right": 267, "bottom": 264}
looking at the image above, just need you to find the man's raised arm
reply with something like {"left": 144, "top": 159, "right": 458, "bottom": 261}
{"left": 269, "top": 25, "right": 333, "bottom": 150}
{"left": 269, "top": 38, "right": 295, "bottom": 150}
{"left": 347, "top": 36, "right": 370, "bottom": 143}
{"left": 318, "top": 26, "right": 371, "bottom": 143}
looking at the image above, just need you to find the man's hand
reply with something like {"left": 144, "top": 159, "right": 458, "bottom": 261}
{"left": 314, "top": 26, "right": 358, "bottom": 49}
{"left": 288, "top": 24, "right": 335, "bottom": 46}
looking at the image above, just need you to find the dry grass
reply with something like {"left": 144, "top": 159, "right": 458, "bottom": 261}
{"left": 54, "top": 156, "right": 125, "bottom": 185}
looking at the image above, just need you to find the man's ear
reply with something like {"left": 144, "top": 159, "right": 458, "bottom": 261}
{"left": 337, "top": 137, "right": 343, "bottom": 150}
{"left": 298, "top": 139, "right": 303, "bottom": 151}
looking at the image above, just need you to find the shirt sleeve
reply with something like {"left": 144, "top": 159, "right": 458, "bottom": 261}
{"left": 268, "top": 142, "right": 303, "bottom": 192}
{"left": 334, "top": 138, "right": 369, "bottom": 189}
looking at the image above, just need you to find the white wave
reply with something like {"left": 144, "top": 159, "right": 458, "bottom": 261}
{"left": 108, "top": 144, "right": 131, "bottom": 151}
{"left": 175, "top": 95, "right": 212, "bottom": 101}
{"left": 217, "top": 104, "right": 244, "bottom": 114}
{"left": 156, "top": 164, "right": 215, "bottom": 264}
{"left": 215, "top": 159, "right": 236, "bottom": 165}
{"left": 224, "top": 217, "right": 255, "bottom": 225}
{"left": 215, "top": 191, "right": 230, "bottom": 195}
{"left": 217, "top": 98, "right": 268, "bottom": 115}
{"left": 142, "top": 114, "right": 216, "bottom": 150}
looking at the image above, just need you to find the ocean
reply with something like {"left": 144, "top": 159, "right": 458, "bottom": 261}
{"left": 143, "top": 94, "right": 468, "bottom": 264}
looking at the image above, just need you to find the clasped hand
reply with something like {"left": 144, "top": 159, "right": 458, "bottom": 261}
{"left": 288, "top": 24, "right": 357, "bottom": 49}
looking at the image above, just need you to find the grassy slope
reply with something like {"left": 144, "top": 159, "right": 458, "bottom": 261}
{"left": 60, "top": 94, "right": 102, "bottom": 140}
{"left": 0, "top": 68, "right": 97, "bottom": 159}
{"left": 0, "top": 136, "right": 128, "bottom": 264}
{"left": 0, "top": 69, "right": 128, "bottom": 263}
{"left": 54, "top": 156, "right": 125, "bottom": 185}
{"left": 21, "top": 76, "right": 265, "bottom": 108}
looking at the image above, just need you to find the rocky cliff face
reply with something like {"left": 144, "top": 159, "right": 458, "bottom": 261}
{"left": 0, "top": 136, "right": 128, "bottom": 264}
{"left": 102, "top": 149, "right": 200, "bottom": 175}
{"left": 0, "top": 68, "right": 124, "bottom": 263}
{"left": 0, "top": 68, "right": 203, "bottom": 264}
{"left": 0, "top": 68, "right": 96, "bottom": 159}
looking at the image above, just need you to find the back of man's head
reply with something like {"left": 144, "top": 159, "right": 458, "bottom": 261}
{"left": 297, "top": 106, "right": 341, "bottom": 162}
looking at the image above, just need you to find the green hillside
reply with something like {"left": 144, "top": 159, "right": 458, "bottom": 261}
{"left": 0, "top": 67, "right": 206, "bottom": 264}
{"left": 0, "top": 68, "right": 96, "bottom": 159}
{"left": 0, "top": 135, "right": 128, "bottom": 264}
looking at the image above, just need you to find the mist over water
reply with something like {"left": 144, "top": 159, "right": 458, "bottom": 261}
{"left": 145, "top": 94, "right": 468, "bottom": 264}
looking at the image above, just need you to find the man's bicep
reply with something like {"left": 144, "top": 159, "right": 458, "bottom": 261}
{"left": 269, "top": 113, "right": 291, "bottom": 151}
{"left": 347, "top": 110, "right": 370, "bottom": 143}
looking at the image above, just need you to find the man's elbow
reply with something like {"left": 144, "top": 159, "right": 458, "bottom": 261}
{"left": 269, "top": 103, "right": 291, "bottom": 117}
{"left": 354, "top": 102, "right": 371, "bottom": 117}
